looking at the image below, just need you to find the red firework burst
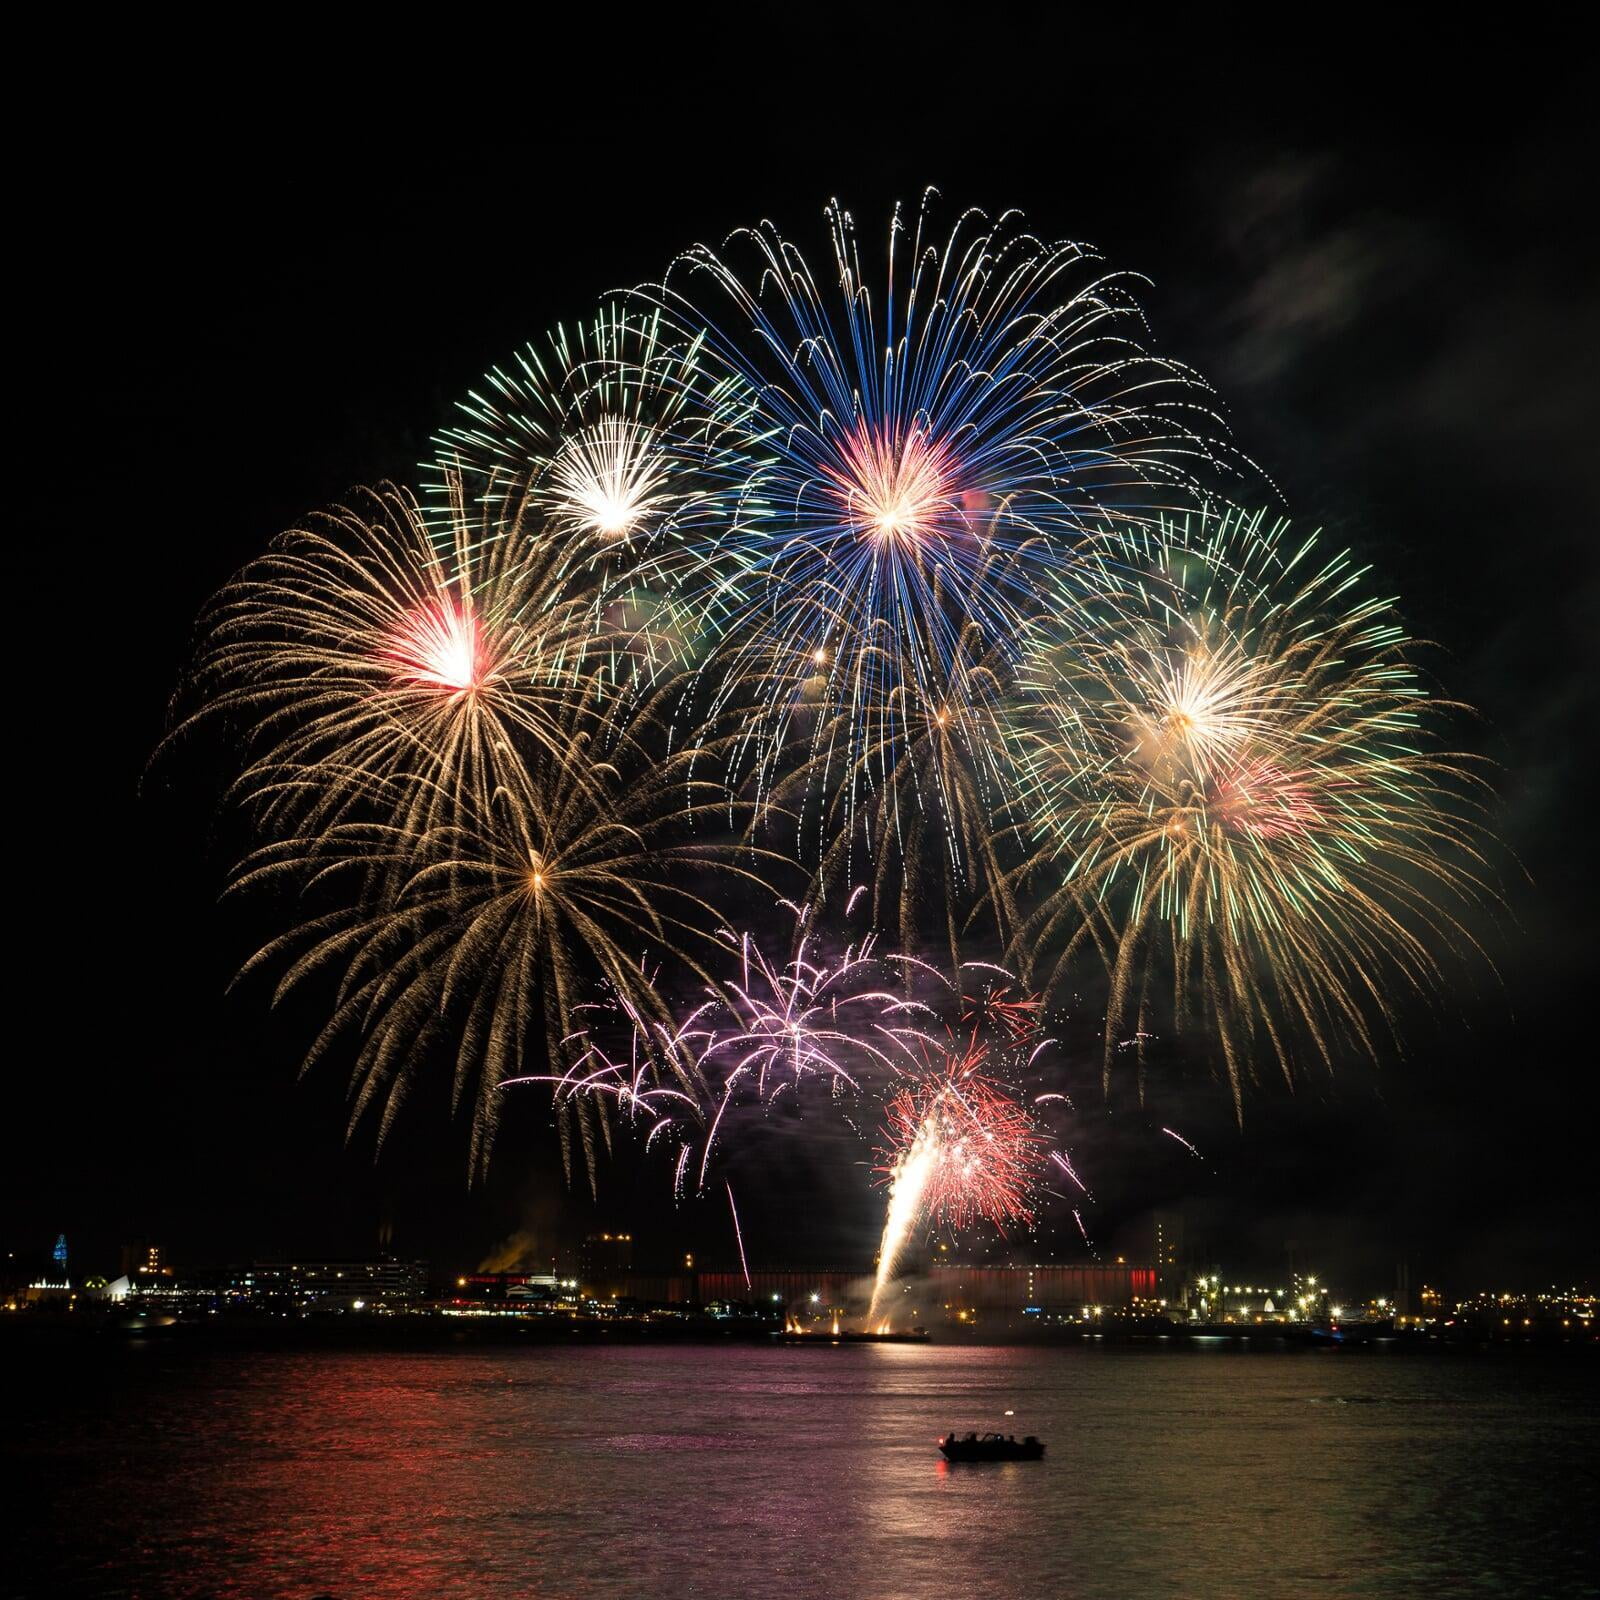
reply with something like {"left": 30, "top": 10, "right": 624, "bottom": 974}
{"left": 1210, "top": 756, "right": 1321, "bottom": 839}
{"left": 875, "top": 1046, "right": 1046, "bottom": 1233}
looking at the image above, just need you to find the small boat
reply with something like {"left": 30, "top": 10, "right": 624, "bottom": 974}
{"left": 939, "top": 1431, "right": 1045, "bottom": 1462}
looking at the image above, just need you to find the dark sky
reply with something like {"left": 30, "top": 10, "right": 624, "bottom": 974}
{"left": 11, "top": 27, "right": 1595, "bottom": 1298}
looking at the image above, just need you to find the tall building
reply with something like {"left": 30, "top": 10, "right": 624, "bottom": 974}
{"left": 122, "top": 1242, "right": 171, "bottom": 1280}
{"left": 578, "top": 1232, "right": 634, "bottom": 1298}
{"left": 1153, "top": 1212, "right": 1184, "bottom": 1298}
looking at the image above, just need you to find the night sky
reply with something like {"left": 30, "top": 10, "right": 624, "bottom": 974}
{"left": 11, "top": 29, "right": 1594, "bottom": 1297}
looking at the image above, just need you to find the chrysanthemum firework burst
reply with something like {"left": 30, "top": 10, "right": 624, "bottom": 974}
{"left": 1007, "top": 507, "right": 1495, "bottom": 1110}
{"left": 655, "top": 193, "right": 1240, "bottom": 853}
{"left": 174, "top": 480, "right": 602, "bottom": 839}
{"left": 232, "top": 682, "right": 772, "bottom": 1182}
{"left": 429, "top": 301, "right": 760, "bottom": 682}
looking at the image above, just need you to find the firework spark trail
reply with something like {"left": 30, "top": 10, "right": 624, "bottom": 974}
{"left": 726, "top": 1182, "right": 751, "bottom": 1289}
{"left": 1050, "top": 1149, "right": 1092, "bottom": 1197}
{"left": 699, "top": 927, "right": 924, "bottom": 1098}
{"left": 1073, "top": 1208, "right": 1098, "bottom": 1258}
{"left": 867, "top": 1118, "right": 943, "bottom": 1326}
{"left": 1162, "top": 1126, "right": 1205, "bottom": 1160}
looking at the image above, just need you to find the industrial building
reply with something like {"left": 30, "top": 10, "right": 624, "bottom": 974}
{"left": 572, "top": 1262, "right": 1154, "bottom": 1321}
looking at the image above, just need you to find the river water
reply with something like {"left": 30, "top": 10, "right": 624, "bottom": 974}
{"left": 7, "top": 1338, "right": 1596, "bottom": 1598}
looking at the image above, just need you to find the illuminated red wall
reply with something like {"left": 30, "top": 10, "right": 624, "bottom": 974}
{"left": 695, "top": 1270, "right": 867, "bottom": 1306}
{"left": 929, "top": 1264, "right": 1155, "bottom": 1309}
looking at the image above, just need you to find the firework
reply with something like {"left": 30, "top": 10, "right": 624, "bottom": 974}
{"left": 429, "top": 301, "right": 759, "bottom": 682}
{"left": 515, "top": 905, "right": 932, "bottom": 1196}
{"left": 173, "top": 480, "right": 605, "bottom": 840}
{"left": 232, "top": 680, "right": 769, "bottom": 1181}
{"left": 1007, "top": 507, "right": 1494, "bottom": 1110}
{"left": 1162, "top": 1127, "right": 1204, "bottom": 1160}
{"left": 726, "top": 1182, "right": 752, "bottom": 1289}
{"left": 875, "top": 1049, "right": 1047, "bottom": 1234}
{"left": 694, "top": 919, "right": 929, "bottom": 1100}
{"left": 868, "top": 1042, "right": 1048, "bottom": 1321}
{"left": 654, "top": 195, "right": 1240, "bottom": 895}
{"left": 167, "top": 196, "right": 1503, "bottom": 1207}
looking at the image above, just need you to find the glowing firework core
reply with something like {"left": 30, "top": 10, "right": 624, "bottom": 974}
{"left": 832, "top": 423, "right": 953, "bottom": 546}
{"left": 1136, "top": 644, "right": 1264, "bottom": 780}
{"left": 388, "top": 596, "right": 490, "bottom": 696}
{"left": 551, "top": 416, "right": 669, "bottom": 541}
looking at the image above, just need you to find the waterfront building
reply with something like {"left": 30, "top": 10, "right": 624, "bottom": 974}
{"left": 1152, "top": 1212, "right": 1184, "bottom": 1299}
{"left": 931, "top": 1263, "right": 1156, "bottom": 1320}
{"left": 692, "top": 1263, "right": 1157, "bottom": 1322}
{"left": 248, "top": 1258, "right": 427, "bottom": 1308}
{"left": 452, "top": 1272, "right": 566, "bottom": 1304}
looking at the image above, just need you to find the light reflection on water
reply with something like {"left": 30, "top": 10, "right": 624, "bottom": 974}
{"left": 7, "top": 1341, "right": 1596, "bottom": 1598}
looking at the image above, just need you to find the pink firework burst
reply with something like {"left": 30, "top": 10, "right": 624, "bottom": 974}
{"left": 1210, "top": 756, "right": 1321, "bottom": 839}
{"left": 825, "top": 420, "right": 960, "bottom": 547}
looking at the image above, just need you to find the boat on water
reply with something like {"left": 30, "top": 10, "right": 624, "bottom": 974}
{"left": 939, "top": 1431, "right": 1045, "bottom": 1462}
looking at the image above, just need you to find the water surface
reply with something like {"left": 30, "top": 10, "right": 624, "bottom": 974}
{"left": 7, "top": 1339, "right": 1595, "bottom": 1597}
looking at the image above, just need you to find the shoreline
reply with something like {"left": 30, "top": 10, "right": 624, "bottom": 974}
{"left": 4, "top": 1312, "right": 1594, "bottom": 1355}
